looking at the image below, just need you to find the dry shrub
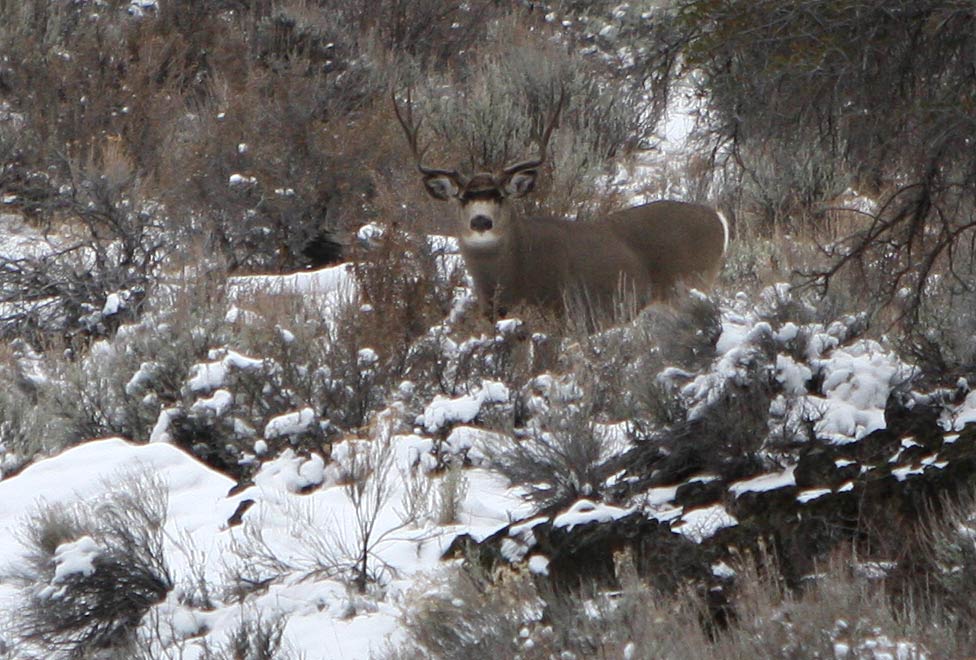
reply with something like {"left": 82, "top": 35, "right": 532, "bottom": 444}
{"left": 0, "top": 340, "right": 56, "bottom": 471}
{"left": 197, "top": 613, "right": 300, "bottom": 660}
{"left": 895, "top": 276, "right": 976, "bottom": 386}
{"left": 917, "top": 493, "right": 976, "bottom": 638}
{"left": 391, "top": 546, "right": 953, "bottom": 660}
{"left": 5, "top": 475, "right": 172, "bottom": 659}
{"left": 392, "top": 14, "right": 647, "bottom": 220}
{"left": 0, "top": 146, "right": 167, "bottom": 344}
{"left": 489, "top": 382, "right": 612, "bottom": 508}
{"left": 155, "top": 62, "right": 375, "bottom": 273}
{"left": 388, "top": 565, "right": 546, "bottom": 660}
{"left": 351, "top": 227, "right": 460, "bottom": 362}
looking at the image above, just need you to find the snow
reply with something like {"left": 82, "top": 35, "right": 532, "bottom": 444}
{"left": 594, "top": 421, "right": 632, "bottom": 460}
{"left": 191, "top": 388, "right": 234, "bottom": 416}
{"left": 0, "top": 437, "right": 530, "bottom": 658}
{"left": 643, "top": 484, "right": 680, "bottom": 507}
{"left": 501, "top": 537, "right": 530, "bottom": 563}
{"left": 228, "top": 173, "right": 256, "bottom": 186}
{"left": 51, "top": 536, "right": 100, "bottom": 582}
{"left": 672, "top": 505, "right": 738, "bottom": 543}
{"left": 187, "top": 350, "right": 265, "bottom": 393}
{"left": 229, "top": 263, "right": 355, "bottom": 298}
{"left": 0, "top": 213, "right": 61, "bottom": 259}
{"left": 357, "top": 347, "right": 379, "bottom": 367}
{"left": 891, "top": 456, "right": 947, "bottom": 482}
{"left": 528, "top": 555, "right": 550, "bottom": 575}
{"left": 552, "top": 499, "right": 632, "bottom": 531}
{"left": 730, "top": 466, "right": 796, "bottom": 497}
{"left": 444, "top": 425, "right": 507, "bottom": 465}
{"left": 798, "top": 488, "right": 832, "bottom": 503}
{"left": 253, "top": 449, "right": 327, "bottom": 492}
{"left": 776, "top": 354, "right": 813, "bottom": 395}
{"left": 421, "top": 380, "right": 510, "bottom": 433}
{"left": 0, "top": 439, "right": 236, "bottom": 592}
{"left": 715, "top": 315, "right": 753, "bottom": 356}
{"left": 953, "top": 391, "right": 976, "bottom": 431}
{"left": 811, "top": 340, "right": 911, "bottom": 443}
{"left": 102, "top": 292, "right": 122, "bottom": 316}
{"left": 264, "top": 407, "right": 316, "bottom": 439}
{"left": 495, "top": 318, "right": 523, "bottom": 335}
{"left": 128, "top": 0, "right": 158, "bottom": 16}
{"left": 391, "top": 434, "right": 436, "bottom": 472}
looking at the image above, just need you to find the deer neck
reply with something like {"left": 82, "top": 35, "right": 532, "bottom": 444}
{"left": 459, "top": 218, "right": 521, "bottom": 305}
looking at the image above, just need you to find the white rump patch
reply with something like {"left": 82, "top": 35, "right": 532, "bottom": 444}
{"left": 717, "top": 211, "right": 730, "bottom": 253}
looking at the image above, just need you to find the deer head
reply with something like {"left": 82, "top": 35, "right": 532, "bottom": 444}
{"left": 393, "top": 88, "right": 564, "bottom": 251}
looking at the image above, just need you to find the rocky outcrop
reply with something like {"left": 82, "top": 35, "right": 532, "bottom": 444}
{"left": 451, "top": 394, "right": 976, "bottom": 607}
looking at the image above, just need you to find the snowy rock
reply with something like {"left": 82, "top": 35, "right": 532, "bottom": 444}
{"left": 552, "top": 499, "right": 631, "bottom": 531}
{"left": 671, "top": 505, "right": 738, "bottom": 543}
{"left": 729, "top": 466, "right": 796, "bottom": 497}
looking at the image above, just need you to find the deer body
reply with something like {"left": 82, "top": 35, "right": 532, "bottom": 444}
{"left": 456, "top": 199, "right": 727, "bottom": 317}
{"left": 394, "top": 90, "right": 727, "bottom": 320}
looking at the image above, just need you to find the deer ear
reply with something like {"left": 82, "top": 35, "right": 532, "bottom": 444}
{"left": 423, "top": 174, "right": 459, "bottom": 201}
{"left": 503, "top": 169, "right": 537, "bottom": 198}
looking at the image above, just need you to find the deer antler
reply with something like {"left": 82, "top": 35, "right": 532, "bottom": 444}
{"left": 392, "top": 87, "right": 463, "bottom": 180}
{"left": 502, "top": 87, "right": 567, "bottom": 176}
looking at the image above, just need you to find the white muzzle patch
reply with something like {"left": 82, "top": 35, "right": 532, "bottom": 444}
{"left": 460, "top": 200, "right": 502, "bottom": 249}
{"left": 462, "top": 232, "right": 502, "bottom": 249}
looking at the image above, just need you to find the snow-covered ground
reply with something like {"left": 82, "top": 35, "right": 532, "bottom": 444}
{"left": 2, "top": 263, "right": 972, "bottom": 656}
{"left": 0, "top": 435, "right": 530, "bottom": 657}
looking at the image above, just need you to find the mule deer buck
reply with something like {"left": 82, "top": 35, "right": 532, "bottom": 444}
{"left": 393, "top": 90, "right": 728, "bottom": 323}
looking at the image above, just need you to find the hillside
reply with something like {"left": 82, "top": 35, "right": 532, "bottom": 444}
{"left": 1, "top": 1, "right": 975, "bottom": 659}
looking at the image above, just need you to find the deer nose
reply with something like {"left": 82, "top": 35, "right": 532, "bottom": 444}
{"left": 470, "top": 215, "right": 493, "bottom": 232}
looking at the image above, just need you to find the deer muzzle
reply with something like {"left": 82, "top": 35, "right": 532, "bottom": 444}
{"left": 470, "top": 215, "right": 494, "bottom": 232}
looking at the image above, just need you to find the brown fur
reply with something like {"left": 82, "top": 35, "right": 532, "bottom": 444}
{"left": 455, "top": 198, "right": 726, "bottom": 319}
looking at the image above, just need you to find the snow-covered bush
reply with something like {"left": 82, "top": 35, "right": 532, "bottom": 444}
{"left": 489, "top": 377, "right": 615, "bottom": 508}
{"left": 4, "top": 476, "right": 172, "bottom": 658}
{"left": 42, "top": 280, "right": 230, "bottom": 452}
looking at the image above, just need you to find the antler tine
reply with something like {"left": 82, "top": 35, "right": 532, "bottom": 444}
{"left": 392, "top": 86, "right": 460, "bottom": 179}
{"left": 502, "top": 86, "right": 567, "bottom": 175}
